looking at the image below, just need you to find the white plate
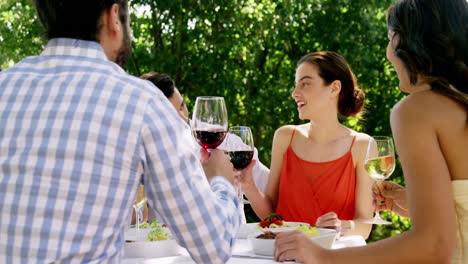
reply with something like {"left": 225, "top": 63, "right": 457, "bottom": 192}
{"left": 124, "top": 239, "right": 185, "bottom": 258}
{"left": 124, "top": 227, "right": 184, "bottom": 258}
{"left": 237, "top": 223, "right": 261, "bottom": 239}
{"left": 261, "top": 221, "right": 310, "bottom": 232}
{"left": 237, "top": 222, "right": 310, "bottom": 238}
{"left": 248, "top": 228, "right": 338, "bottom": 256}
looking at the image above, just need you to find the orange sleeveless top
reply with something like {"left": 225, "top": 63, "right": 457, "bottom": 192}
{"left": 276, "top": 128, "right": 356, "bottom": 225}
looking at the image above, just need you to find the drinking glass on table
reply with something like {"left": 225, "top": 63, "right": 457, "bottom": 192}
{"left": 363, "top": 136, "right": 396, "bottom": 225}
{"left": 191, "top": 96, "right": 228, "bottom": 151}
{"left": 133, "top": 185, "right": 147, "bottom": 231}
{"left": 225, "top": 126, "right": 254, "bottom": 202}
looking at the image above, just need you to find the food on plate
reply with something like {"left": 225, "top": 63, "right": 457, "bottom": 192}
{"left": 146, "top": 226, "right": 169, "bottom": 241}
{"left": 295, "top": 225, "right": 319, "bottom": 237}
{"left": 258, "top": 213, "right": 285, "bottom": 228}
{"left": 256, "top": 231, "right": 278, "bottom": 239}
{"left": 138, "top": 218, "right": 168, "bottom": 229}
{"left": 139, "top": 218, "right": 159, "bottom": 229}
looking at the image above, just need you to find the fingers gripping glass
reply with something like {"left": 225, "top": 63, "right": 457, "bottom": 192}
{"left": 363, "top": 136, "right": 396, "bottom": 225}
{"left": 191, "top": 96, "right": 228, "bottom": 151}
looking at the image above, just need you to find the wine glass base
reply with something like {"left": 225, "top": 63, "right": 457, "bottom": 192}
{"left": 363, "top": 218, "right": 392, "bottom": 225}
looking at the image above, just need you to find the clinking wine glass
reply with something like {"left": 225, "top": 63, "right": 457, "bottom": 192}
{"left": 133, "top": 185, "right": 147, "bottom": 232}
{"left": 363, "top": 136, "right": 396, "bottom": 225}
{"left": 191, "top": 96, "right": 228, "bottom": 151}
{"left": 225, "top": 126, "right": 254, "bottom": 202}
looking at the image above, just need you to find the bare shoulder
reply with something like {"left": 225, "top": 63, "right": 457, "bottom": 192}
{"left": 274, "top": 125, "right": 297, "bottom": 141}
{"left": 352, "top": 131, "right": 372, "bottom": 145}
{"left": 392, "top": 90, "right": 468, "bottom": 181}
{"left": 272, "top": 124, "right": 301, "bottom": 153}
{"left": 391, "top": 90, "right": 466, "bottom": 129}
{"left": 349, "top": 130, "right": 372, "bottom": 163}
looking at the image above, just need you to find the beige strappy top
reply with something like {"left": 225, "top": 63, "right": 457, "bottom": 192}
{"left": 452, "top": 180, "right": 468, "bottom": 263}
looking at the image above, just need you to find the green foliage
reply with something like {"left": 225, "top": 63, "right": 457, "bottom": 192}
{"left": 370, "top": 211, "right": 411, "bottom": 242}
{"left": 0, "top": 0, "right": 43, "bottom": 69}
{"left": 1, "top": 0, "right": 408, "bottom": 242}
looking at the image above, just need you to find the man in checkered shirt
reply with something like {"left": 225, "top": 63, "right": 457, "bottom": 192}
{"left": 0, "top": 1, "right": 242, "bottom": 263}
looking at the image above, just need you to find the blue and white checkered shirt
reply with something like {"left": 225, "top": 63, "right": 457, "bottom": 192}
{"left": 0, "top": 38, "right": 241, "bottom": 263}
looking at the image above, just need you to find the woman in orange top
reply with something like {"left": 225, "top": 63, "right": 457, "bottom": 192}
{"left": 275, "top": 0, "right": 468, "bottom": 262}
{"left": 242, "top": 51, "right": 374, "bottom": 238}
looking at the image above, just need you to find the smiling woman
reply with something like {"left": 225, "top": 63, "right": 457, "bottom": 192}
{"left": 240, "top": 51, "right": 374, "bottom": 239}
{"left": 274, "top": 0, "right": 468, "bottom": 263}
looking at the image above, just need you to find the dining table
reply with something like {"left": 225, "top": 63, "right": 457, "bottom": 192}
{"left": 122, "top": 235, "right": 366, "bottom": 264}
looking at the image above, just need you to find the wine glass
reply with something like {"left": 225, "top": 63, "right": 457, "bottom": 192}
{"left": 191, "top": 96, "right": 228, "bottom": 151}
{"left": 363, "top": 136, "right": 396, "bottom": 225}
{"left": 225, "top": 126, "right": 254, "bottom": 202}
{"left": 133, "top": 185, "right": 147, "bottom": 232}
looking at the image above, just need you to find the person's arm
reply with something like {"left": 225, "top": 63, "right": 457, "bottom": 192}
{"left": 346, "top": 134, "right": 374, "bottom": 238}
{"left": 252, "top": 147, "right": 270, "bottom": 193}
{"left": 243, "top": 126, "right": 293, "bottom": 220}
{"left": 276, "top": 94, "right": 457, "bottom": 263}
{"left": 314, "top": 134, "right": 373, "bottom": 238}
{"left": 140, "top": 95, "right": 241, "bottom": 264}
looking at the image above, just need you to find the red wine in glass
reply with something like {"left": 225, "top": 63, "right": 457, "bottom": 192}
{"left": 225, "top": 126, "right": 254, "bottom": 202}
{"left": 191, "top": 96, "right": 228, "bottom": 151}
{"left": 228, "top": 150, "right": 254, "bottom": 170}
{"left": 194, "top": 130, "right": 227, "bottom": 150}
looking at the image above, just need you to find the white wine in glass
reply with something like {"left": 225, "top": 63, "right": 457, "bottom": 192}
{"left": 364, "top": 136, "right": 396, "bottom": 225}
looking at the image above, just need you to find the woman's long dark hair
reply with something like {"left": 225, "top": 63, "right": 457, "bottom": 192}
{"left": 387, "top": 0, "right": 468, "bottom": 110}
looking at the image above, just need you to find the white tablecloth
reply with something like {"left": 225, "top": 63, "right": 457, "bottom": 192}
{"left": 122, "top": 235, "right": 366, "bottom": 264}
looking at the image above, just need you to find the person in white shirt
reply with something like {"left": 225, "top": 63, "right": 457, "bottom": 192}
{"left": 140, "top": 71, "right": 270, "bottom": 221}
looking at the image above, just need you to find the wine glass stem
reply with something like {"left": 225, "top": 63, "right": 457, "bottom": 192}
{"left": 134, "top": 207, "right": 140, "bottom": 232}
{"left": 374, "top": 180, "right": 385, "bottom": 220}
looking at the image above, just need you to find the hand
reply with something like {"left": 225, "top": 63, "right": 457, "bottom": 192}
{"left": 373, "top": 181, "right": 409, "bottom": 218}
{"left": 274, "top": 230, "right": 324, "bottom": 263}
{"left": 238, "top": 160, "right": 257, "bottom": 191}
{"left": 201, "top": 148, "right": 239, "bottom": 185}
{"left": 130, "top": 204, "right": 149, "bottom": 225}
{"left": 315, "top": 212, "right": 343, "bottom": 232}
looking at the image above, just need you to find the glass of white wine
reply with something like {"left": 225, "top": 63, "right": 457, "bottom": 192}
{"left": 363, "top": 136, "right": 396, "bottom": 225}
{"left": 133, "top": 185, "right": 147, "bottom": 232}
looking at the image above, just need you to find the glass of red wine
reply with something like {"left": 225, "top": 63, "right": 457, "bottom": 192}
{"left": 192, "top": 96, "right": 228, "bottom": 151}
{"left": 225, "top": 126, "right": 254, "bottom": 201}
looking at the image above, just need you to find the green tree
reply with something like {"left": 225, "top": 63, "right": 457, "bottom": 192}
{"left": 0, "top": 0, "right": 42, "bottom": 68}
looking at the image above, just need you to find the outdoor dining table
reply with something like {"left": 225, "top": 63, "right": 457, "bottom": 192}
{"left": 122, "top": 235, "right": 366, "bottom": 264}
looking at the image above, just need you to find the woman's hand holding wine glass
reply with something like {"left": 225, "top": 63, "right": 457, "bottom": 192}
{"left": 363, "top": 136, "right": 396, "bottom": 225}
{"left": 225, "top": 126, "right": 255, "bottom": 202}
{"left": 372, "top": 181, "right": 409, "bottom": 218}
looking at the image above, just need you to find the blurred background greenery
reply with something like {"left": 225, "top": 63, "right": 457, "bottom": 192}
{"left": 0, "top": 0, "right": 410, "bottom": 242}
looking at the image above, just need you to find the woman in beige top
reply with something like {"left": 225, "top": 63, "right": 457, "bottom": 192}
{"left": 274, "top": 0, "right": 468, "bottom": 263}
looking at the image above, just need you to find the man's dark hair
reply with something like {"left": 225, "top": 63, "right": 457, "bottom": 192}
{"left": 140, "top": 71, "right": 176, "bottom": 98}
{"left": 33, "top": 0, "right": 129, "bottom": 41}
